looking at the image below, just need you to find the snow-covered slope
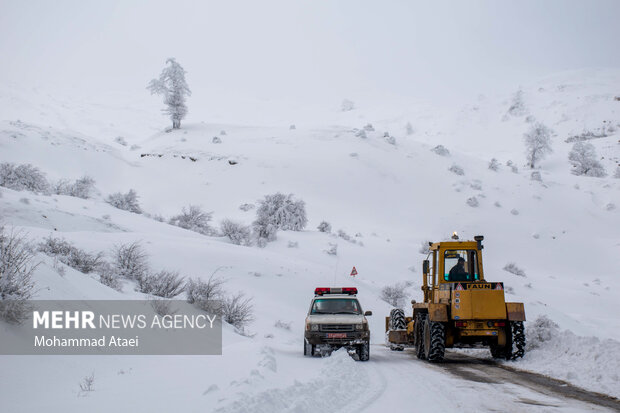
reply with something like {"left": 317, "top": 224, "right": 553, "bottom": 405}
{"left": 1, "top": 68, "right": 619, "bottom": 411}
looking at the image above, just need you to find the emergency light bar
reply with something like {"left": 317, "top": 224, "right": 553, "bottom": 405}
{"left": 314, "top": 287, "right": 357, "bottom": 296}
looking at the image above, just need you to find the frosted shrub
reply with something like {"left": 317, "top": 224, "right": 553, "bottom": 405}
{"left": 239, "top": 203, "right": 255, "bottom": 211}
{"left": 0, "top": 163, "right": 49, "bottom": 193}
{"left": 363, "top": 123, "right": 374, "bottom": 131}
{"left": 253, "top": 216, "right": 278, "bottom": 248}
{"left": 186, "top": 276, "right": 226, "bottom": 314}
{"left": 385, "top": 135, "right": 396, "bottom": 145}
{"left": 341, "top": 99, "right": 355, "bottom": 111}
{"left": 254, "top": 193, "right": 307, "bottom": 232}
{"left": 212, "top": 136, "right": 221, "bottom": 144}
{"left": 97, "top": 262, "right": 122, "bottom": 291}
{"left": 115, "top": 136, "right": 128, "bottom": 146}
{"left": 524, "top": 122, "right": 553, "bottom": 169}
{"left": 507, "top": 89, "right": 526, "bottom": 116}
{"left": 614, "top": 167, "right": 620, "bottom": 179}
{"left": 169, "top": 205, "right": 213, "bottom": 235}
{"left": 106, "top": 189, "right": 142, "bottom": 214}
{"left": 53, "top": 176, "right": 96, "bottom": 199}
{"left": 112, "top": 242, "right": 149, "bottom": 280}
{"left": 220, "top": 219, "right": 252, "bottom": 246}
{"left": 418, "top": 240, "right": 431, "bottom": 254}
{"left": 568, "top": 142, "right": 606, "bottom": 177}
{"left": 0, "top": 226, "right": 37, "bottom": 323}
{"left": 506, "top": 160, "right": 519, "bottom": 173}
{"left": 526, "top": 315, "right": 559, "bottom": 350}
{"left": 137, "top": 270, "right": 185, "bottom": 298}
{"left": 317, "top": 221, "right": 332, "bottom": 233}
{"left": 466, "top": 196, "right": 479, "bottom": 207}
{"left": 222, "top": 292, "right": 254, "bottom": 329}
{"left": 380, "top": 283, "right": 408, "bottom": 307}
{"left": 431, "top": 145, "right": 450, "bottom": 156}
{"left": 448, "top": 164, "right": 465, "bottom": 176}
{"left": 503, "top": 262, "right": 526, "bottom": 277}
{"left": 355, "top": 129, "right": 367, "bottom": 139}
{"left": 325, "top": 243, "right": 338, "bottom": 256}
{"left": 39, "top": 236, "right": 103, "bottom": 274}
{"left": 531, "top": 171, "right": 542, "bottom": 181}
{"left": 488, "top": 158, "right": 500, "bottom": 171}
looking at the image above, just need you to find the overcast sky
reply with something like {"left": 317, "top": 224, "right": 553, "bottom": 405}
{"left": 1, "top": 0, "right": 619, "bottom": 103}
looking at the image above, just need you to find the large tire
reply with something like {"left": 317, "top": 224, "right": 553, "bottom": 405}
{"left": 415, "top": 313, "right": 427, "bottom": 359}
{"left": 389, "top": 308, "right": 406, "bottom": 330}
{"left": 357, "top": 342, "right": 370, "bottom": 361}
{"left": 423, "top": 317, "right": 446, "bottom": 362}
{"left": 489, "top": 321, "right": 525, "bottom": 360}
{"left": 510, "top": 321, "right": 525, "bottom": 360}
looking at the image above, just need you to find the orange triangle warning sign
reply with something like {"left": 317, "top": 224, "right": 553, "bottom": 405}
{"left": 350, "top": 266, "right": 358, "bottom": 277}
{"left": 455, "top": 283, "right": 464, "bottom": 291}
{"left": 495, "top": 283, "right": 503, "bottom": 290}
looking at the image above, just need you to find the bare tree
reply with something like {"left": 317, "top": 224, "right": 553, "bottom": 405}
{"left": 524, "top": 122, "right": 553, "bottom": 169}
{"left": 147, "top": 58, "right": 191, "bottom": 129}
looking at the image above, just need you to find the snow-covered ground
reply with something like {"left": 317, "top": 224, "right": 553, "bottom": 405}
{"left": 1, "top": 68, "right": 619, "bottom": 411}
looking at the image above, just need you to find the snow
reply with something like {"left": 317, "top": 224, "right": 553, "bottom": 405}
{"left": 1, "top": 68, "right": 620, "bottom": 411}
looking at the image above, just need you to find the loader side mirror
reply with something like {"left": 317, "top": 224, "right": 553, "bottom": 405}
{"left": 364, "top": 311, "right": 372, "bottom": 316}
{"left": 423, "top": 260, "right": 429, "bottom": 274}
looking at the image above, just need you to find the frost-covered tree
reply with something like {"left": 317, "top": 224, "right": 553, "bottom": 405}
{"left": 220, "top": 219, "right": 252, "bottom": 246}
{"left": 568, "top": 142, "right": 606, "bottom": 177}
{"left": 488, "top": 158, "right": 500, "bottom": 171}
{"left": 147, "top": 58, "right": 191, "bottom": 129}
{"left": 524, "top": 122, "right": 553, "bottom": 169}
{"left": 0, "top": 163, "right": 49, "bottom": 194}
{"left": 341, "top": 99, "right": 355, "bottom": 112}
{"left": 254, "top": 193, "right": 307, "bottom": 232}
{"left": 317, "top": 221, "right": 332, "bottom": 233}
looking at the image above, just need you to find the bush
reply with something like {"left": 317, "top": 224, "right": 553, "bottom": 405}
{"left": 112, "top": 242, "right": 149, "bottom": 280}
{"left": 97, "top": 262, "right": 122, "bottom": 291}
{"left": 325, "top": 243, "right": 338, "bottom": 256}
{"left": 418, "top": 240, "right": 431, "bottom": 255}
{"left": 568, "top": 142, "right": 606, "bottom": 177}
{"left": 0, "top": 163, "right": 49, "bottom": 193}
{"left": 169, "top": 205, "right": 213, "bottom": 235}
{"left": 526, "top": 315, "right": 559, "bottom": 350}
{"left": 341, "top": 99, "right": 355, "bottom": 111}
{"left": 531, "top": 171, "right": 542, "bottom": 182}
{"left": 317, "top": 221, "right": 332, "bottom": 233}
{"left": 220, "top": 219, "right": 252, "bottom": 246}
{"left": 0, "top": 226, "right": 37, "bottom": 323}
{"left": 137, "top": 270, "right": 185, "bottom": 298}
{"left": 106, "top": 189, "right": 142, "bottom": 213}
{"left": 488, "top": 158, "right": 500, "bottom": 171}
{"left": 466, "top": 196, "right": 479, "bottom": 207}
{"left": 186, "top": 276, "right": 226, "bottom": 314}
{"left": 614, "top": 166, "right": 620, "bottom": 179}
{"left": 448, "top": 164, "right": 465, "bottom": 176}
{"left": 222, "top": 292, "right": 254, "bottom": 329}
{"left": 53, "top": 176, "right": 96, "bottom": 199}
{"left": 503, "top": 262, "right": 526, "bottom": 277}
{"left": 38, "top": 236, "right": 103, "bottom": 274}
{"left": 431, "top": 145, "right": 450, "bottom": 156}
{"left": 380, "top": 283, "right": 409, "bottom": 307}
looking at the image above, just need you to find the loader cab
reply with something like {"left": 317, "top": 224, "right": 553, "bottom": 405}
{"left": 422, "top": 236, "right": 485, "bottom": 302}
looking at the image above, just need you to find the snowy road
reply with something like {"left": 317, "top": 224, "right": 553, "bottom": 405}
{"left": 357, "top": 346, "right": 620, "bottom": 413}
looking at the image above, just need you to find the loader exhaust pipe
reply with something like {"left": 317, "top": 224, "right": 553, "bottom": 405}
{"left": 474, "top": 235, "right": 484, "bottom": 250}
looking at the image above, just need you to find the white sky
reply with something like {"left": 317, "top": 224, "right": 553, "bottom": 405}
{"left": 1, "top": 0, "right": 619, "bottom": 103}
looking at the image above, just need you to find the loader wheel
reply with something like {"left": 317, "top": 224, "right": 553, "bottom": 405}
{"left": 415, "top": 313, "right": 427, "bottom": 359}
{"left": 389, "top": 308, "right": 406, "bottom": 330}
{"left": 423, "top": 317, "right": 445, "bottom": 362}
{"left": 510, "top": 321, "right": 525, "bottom": 360}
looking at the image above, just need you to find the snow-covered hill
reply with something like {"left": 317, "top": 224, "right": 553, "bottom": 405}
{"left": 1, "top": 68, "right": 619, "bottom": 411}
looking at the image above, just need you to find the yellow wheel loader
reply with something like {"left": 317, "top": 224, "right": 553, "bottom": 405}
{"left": 385, "top": 235, "right": 525, "bottom": 362}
